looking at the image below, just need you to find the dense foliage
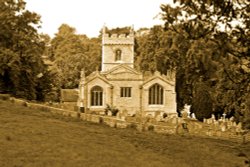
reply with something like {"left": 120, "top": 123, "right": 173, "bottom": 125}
{"left": 2, "top": 0, "right": 249, "bottom": 128}
{"left": 43, "top": 24, "right": 101, "bottom": 101}
{"left": 50, "top": 24, "right": 97, "bottom": 89}
{"left": 0, "top": 0, "right": 51, "bottom": 100}
{"left": 158, "top": 0, "right": 250, "bottom": 126}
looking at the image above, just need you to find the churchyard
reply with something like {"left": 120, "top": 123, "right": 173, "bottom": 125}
{"left": 0, "top": 97, "right": 250, "bottom": 167}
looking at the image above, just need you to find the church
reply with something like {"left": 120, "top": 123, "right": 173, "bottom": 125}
{"left": 77, "top": 26, "right": 177, "bottom": 117}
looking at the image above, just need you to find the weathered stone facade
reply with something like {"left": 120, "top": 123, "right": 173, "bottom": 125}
{"left": 78, "top": 26, "right": 177, "bottom": 116}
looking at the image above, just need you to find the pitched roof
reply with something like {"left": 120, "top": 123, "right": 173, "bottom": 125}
{"left": 101, "top": 64, "right": 141, "bottom": 75}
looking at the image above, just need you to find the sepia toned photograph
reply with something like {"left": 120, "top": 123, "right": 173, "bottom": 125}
{"left": 0, "top": 0, "right": 249, "bottom": 166}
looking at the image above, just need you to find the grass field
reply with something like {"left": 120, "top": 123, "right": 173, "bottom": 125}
{"left": 0, "top": 100, "right": 249, "bottom": 167}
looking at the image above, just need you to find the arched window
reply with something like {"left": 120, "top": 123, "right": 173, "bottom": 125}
{"left": 91, "top": 86, "right": 103, "bottom": 106}
{"left": 148, "top": 84, "right": 164, "bottom": 105}
{"left": 115, "top": 49, "right": 122, "bottom": 61}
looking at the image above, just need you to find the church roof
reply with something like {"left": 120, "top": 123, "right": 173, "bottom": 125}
{"left": 142, "top": 71, "right": 175, "bottom": 86}
{"left": 101, "top": 64, "right": 141, "bottom": 75}
{"left": 85, "top": 71, "right": 112, "bottom": 86}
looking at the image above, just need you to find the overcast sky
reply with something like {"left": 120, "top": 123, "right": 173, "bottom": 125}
{"left": 25, "top": 0, "right": 172, "bottom": 38}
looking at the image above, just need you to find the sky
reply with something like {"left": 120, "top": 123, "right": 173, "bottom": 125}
{"left": 25, "top": 0, "right": 172, "bottom": 38}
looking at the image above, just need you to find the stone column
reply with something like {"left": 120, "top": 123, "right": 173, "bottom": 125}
{"left": 84, "top": 84, "right": 88, "bottom": 111}
{"left": 110, "top": 85, "right": 113, "bottom": 106}
{"left": 139, "top": 85, "right": 143, "bottom": 114}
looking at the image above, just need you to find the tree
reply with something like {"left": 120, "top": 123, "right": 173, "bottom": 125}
{"left": 50, "top": 24, "right": 101, "bottom": 89}
{"left": 0, "top": 0, "right": 50, "bottom": 100}
{"left": 160, "top": 0, "right": 250, "bottom": 127}
{"left": 135, "top": 26, "right": 191, "bottom": 116}
{"left": 135, "top": 25, "right": 178, "bottom": 74}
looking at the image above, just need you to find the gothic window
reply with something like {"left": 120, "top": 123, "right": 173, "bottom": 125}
{"left": 115, "top": 49, "right": 122, "bottom": 61}
{"left": 120, "top": 87, "right": 132, "bottom": 97}
{"left": 148, "top": 84, "right": 164, "bottom": 105}
{"left": 91, "top": 86, "right": 103, "bottom": 106}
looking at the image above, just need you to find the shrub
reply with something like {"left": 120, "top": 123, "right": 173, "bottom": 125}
{"left": 128, "top": 123, "right": 137, "bottom": 129}
{"left": 163, "top": 113, "right": 168, "bottom": 118}
{"left": 0, "top": 94, "right": 10, "bottom": 101}
{"left": 148, "top": 125, "right": 154, "bottom": 131}
{"left": 191, "top": 83, "right": 213, "bottom": 121}
{"left": 99, "top": 117, "right": 104, "bottom": 124}
{"left": 105, "top": 104, "right": 119, "bottom": 116}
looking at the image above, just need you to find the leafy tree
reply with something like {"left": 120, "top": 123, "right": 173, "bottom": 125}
{"left": 50, "top": 24, "right": 101, "bottom": 89}
{"left": 160, "top": 0, "right": 250, "bottom": 126}
{"left": 135, "top": 26, "right": 178, "bottom": 74}
{"left": 135, "top": 26, "right": 191, "bottom": 116}
{"left": 0, "top": 0, "right": 50, "bottom": 100}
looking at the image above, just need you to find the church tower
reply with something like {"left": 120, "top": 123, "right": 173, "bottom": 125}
{"left": 101, "top": 26, "right": 134, "bottom": 72}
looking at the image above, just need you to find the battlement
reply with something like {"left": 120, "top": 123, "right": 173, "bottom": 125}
{"left": 103, "top": 33, "right": 134, "bottom": 45}
{"left": 102, "top": 25, "right": 134, "bottom": 45}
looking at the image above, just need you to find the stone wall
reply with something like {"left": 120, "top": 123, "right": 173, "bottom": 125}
{"left": 2, "top": 95, "right": 249, "bottom": 143}
{"left": 110, "top": 80, "right": 142, "bottom": 115}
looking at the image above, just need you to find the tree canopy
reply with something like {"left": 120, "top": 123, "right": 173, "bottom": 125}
{"left": 0, "top": 0, "right": 50, "bottom": 100}
{"left": 49, "top": 24, "right": 101, "bottom": 90}
{"left": 160, "top": 0, "right": 250, "bottom": 125}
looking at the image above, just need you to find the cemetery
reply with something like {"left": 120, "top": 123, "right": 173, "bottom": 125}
{"left": 1, "top": 94, "right": 249, "bottom": 144}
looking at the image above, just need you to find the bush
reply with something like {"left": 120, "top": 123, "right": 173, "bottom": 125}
{"left": 163, "top": 113, "right": 168, "bottom": 118}
{"left": 105, "top": 104, "right": 119, "bottom": 116}
{"left": 127, "top": 123, "right": 137, "bottom": 129}
{"left": 148, "top": 125, "right": 154, "bottom": 131}
{"left": 0, "top": 94, "right": 10, "bottom": 101}
{"left": 99, "top": 117, "right": 104, "bottom": 124}
{"left": 191, "top": 83, "right": 213, "bottom": 121}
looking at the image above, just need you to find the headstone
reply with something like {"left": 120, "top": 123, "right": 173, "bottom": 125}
{"left": 211, "top": 114, "right": 216, "bottom": 120}
{"left": 181, "top": 105, "right": 191, "bottom": 118}
{"left": 108, "top": 110, "right": 112, "bottom": 116}
{"left": 236, "top": 122, "right": 242, "bottom": 130}
{"left": 122, "top": 109, "right": 128, "bottom": 117}
{"left": 221, "top": 123, "right": 226, "bottom": 132}
{"left": 213, "top": 120, "right": 219, "bottom": 129}
{"left": 222, "top": 113, "right": 226, "bottom": 120}
{"left": 155, "top": 111, "right": 161, "bottom": 117}
{"left": 117, "top": 111, "right": 126, "bottom": 121}
{"left": 203, "top": 118, "right": 207, "bottom": 123}
{"left": 156, "top": 115, "right": 162, "bottom": 122}
{"left": 191, "top": 113, "right": 196, "bottom": 119}
{"left": 172, "top": 117, "right": 179, "bottom": 124}
{"left": 207, "top": 119, "right": 211, "bottom": 124}
{"left": 120, "top": 115, "right": 126, "bottom": 121}
{"left": 229, "top": 116, "right": 234, "bottom": 122}
{"left": 182, "top": 111, "right": 188, "bottom": 119}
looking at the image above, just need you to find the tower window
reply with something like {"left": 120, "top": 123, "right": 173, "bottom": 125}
{"left": 120, "top": 87, "right": 131, "bottom": 97}
{"left": 91, "top": 86, "right": 103, "bottom": 106}
{"left": 115, "top": 49, "right": 122, "bottom": 61}
{"left": 149, "top": 84, "right": 164, "bottom": 105}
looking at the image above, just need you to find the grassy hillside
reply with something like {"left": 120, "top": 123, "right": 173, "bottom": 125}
{"left": 0, "top": 100, "right": 249, "bottom": 167}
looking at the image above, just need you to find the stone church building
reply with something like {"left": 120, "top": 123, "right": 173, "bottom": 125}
{"left": 77, "top": 27, "right": 177, "bottom": 117}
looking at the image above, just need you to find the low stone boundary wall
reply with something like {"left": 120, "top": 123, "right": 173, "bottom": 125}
{"left": 8, "top": 97, "right": 79, "bottom": 118}
{"left": 1, "top": 95, "right": 249, "bottom": 143}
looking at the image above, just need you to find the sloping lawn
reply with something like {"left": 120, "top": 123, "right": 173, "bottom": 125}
{"left": 0, "top": 100, "right": 249, "bottom": 167}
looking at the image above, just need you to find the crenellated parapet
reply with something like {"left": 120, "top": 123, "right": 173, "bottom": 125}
{"left": 101, "top": 25, "right": 135, "bottom": 72}
{"left": 103, "top": 33, "right": 134, "bottom": 45}
{"left": 102, "top": 25, "right": 134, "bottom": 45}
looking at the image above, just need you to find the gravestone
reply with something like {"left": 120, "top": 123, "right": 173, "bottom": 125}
{"left": 182, "top": 111, "right": 188, "bottom": 119}
{"left": 181, "top": 104, "right": 191, "bottom": 118}
{"left": 108, "top": 110, "right": 112, "bottom": 116}
{"left": 191, "top": 113, "right": 196, "bottom": 119}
